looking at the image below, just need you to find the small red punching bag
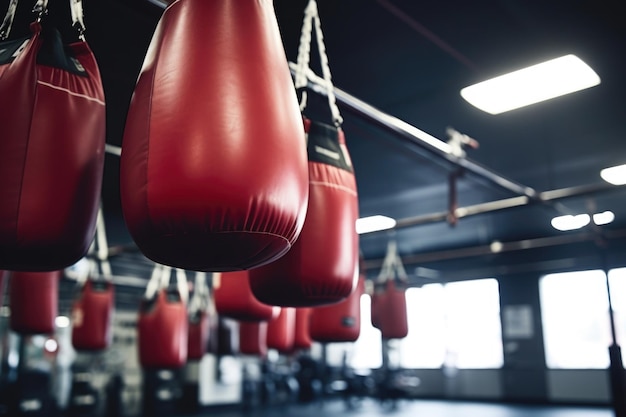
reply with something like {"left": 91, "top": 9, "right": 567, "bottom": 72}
{"left": 371, "top": 280, "right": 409, "bottom": 340}
{"left": 10, "top": 270, "right": 60, "bottom": 335}
{"left": 293, "top": 308, "right": 313, "bottom": 350}
{"left": 137, "top": 266, "right": 189, "bottom": 368}
{"left": 239, "top": 321, "right": 268, "bottom": 357}
{"left": 214, "top": 271, "right": 279, "bottom": 322}
{"left": 309, "top": 276, "right": 365, "bottom": 343}
{"left": 0, "top": 1, "right": 105, "bottom": 270}
{"left": 267, "top": 307, "right": 296, "bottom": 354}
{"left": 371, "top": 241, "right": 409, "bottom": 339}
{"left": 120, "top": 0, "right": 308, "bottom": 272}
{"left": 71, "top": 278, "right": 115, "bottom": 351}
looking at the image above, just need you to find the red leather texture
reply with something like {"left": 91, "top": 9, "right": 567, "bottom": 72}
{"left": 214, "top": 271, "right": 280, "bottom": 322}
{"left": 71, "top": 280, "right": 115, "bottom": 351}
{"left": 371, "top": 280, "right": 408, "bottom": 339}
{"left": 187, "top": 311, "right": 210, "bottom": 360}
{"left": 267, "top": 307, "right": 295, "bottom": 353}
{"left": 294, "top": 308, "right": 313, "bottom": 350}
{"left": 0, "top": 24, "right": 105, "bottom": 270}
{"left": 250, "top": 121, "right": 359, "bottom": 306}
{"left": 9, "top": 270, "right": 60, "bottom": 334}
{"left": 137, "top": 289, "right": 188, "bottom": 368}
{"left": 309, "top": 277, "right": 365, "bottom": 343}
{"left": 239, "top": 321, "right": 268, "bottom": 357}
{"left": 120, "top": 0, "right": 308, "bottom": 271}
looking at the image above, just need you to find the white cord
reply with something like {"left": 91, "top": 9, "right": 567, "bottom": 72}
{"left": 294, "top": 0, "right": 343, "bottom": 126}
{"left": 0, "top": 0, "right": 19, "bottom": 41}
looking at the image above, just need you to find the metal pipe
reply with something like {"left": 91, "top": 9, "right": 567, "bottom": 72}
{"left": 290, "top": 62, "right": 539, "bottom": 200}
{"left": 364, "top": 228, "right": 626, "bottom": 270}
{"left": 386, "top": 182, "right": 621, "bottom": 232}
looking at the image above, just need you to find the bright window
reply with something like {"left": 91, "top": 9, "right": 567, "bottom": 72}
{"left": 398, "top": 279, "right": 503, "bottom": 369}
{"left": 398, "top": 284, "right": 446, "bottom": 368}
{"left": 443, "top": 279, "right": 504, "bottom": 369}
{"left": 348, "top": 294, "right": 383, "bottom": 370}
{"left": 539, "top": 270, "right": 612, "bottom": 369}
{"left": 608, "top": 268, "right": 626, "bottom": 360}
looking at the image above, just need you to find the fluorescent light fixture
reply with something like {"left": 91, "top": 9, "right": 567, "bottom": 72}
{"left": 551, "top": 214, "right": 590, "bottom": 231}
{"left": 461, "top": 54, "right": 600, "bottom": 114}
{"left": 355, "top": 215, "right": 396, "bottom": 234}
{"left": 600, "top": 164, "right": 626, "bottom": 185}
{"left": 593, "top": 210, "right": 615, "bottom": 226}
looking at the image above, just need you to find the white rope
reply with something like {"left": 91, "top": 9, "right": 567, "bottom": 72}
{"left": 175, "top": 268, "right": 189, "bottom": 305}
{"left": 32, "top": 0, "right": 48, "bottom": 21}
{"left": 377, "top": 240, "right": 408, "bottom": 282}
{"left": 144, "top": 263, "right": 165, "bottom": 300}
{"left": 68, "top": 0, "right": 85, "bottom": 39}
{"left": 0, "top": 0, "right": 19, "bottom": 41}
{"left": 294, "top": 0, "right": 343, "bottom": 126}
{"left": 188, "top": 272, "right": 208, "bottom": 314}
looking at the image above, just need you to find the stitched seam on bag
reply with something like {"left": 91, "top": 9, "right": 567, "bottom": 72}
{"left": 36, "top": 80, "right": 105, "bottom": 105}
{"left": 309, "top": 180, "right": 357, "bottom": 196}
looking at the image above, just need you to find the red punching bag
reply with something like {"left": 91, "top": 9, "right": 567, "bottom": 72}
{"left": 249, "top": 1, "right": 358, "bottom": 307}
{"left": 10, "top": 270, "right": 60, "bottom": 334}
{"left": 309, "top": 277, "right": 365, "bottom": 343}
{"left": 187, "top": 311, "right": 210, "bottom": 361}
{"left": 267, "top": 308, "right": 296, "bottom": 353}
{"left": 138, "top": 266, "right": 189, "bottom": 368}
{"left": 249, "top": 120, "right": 359, "bottom": 306}
{"left": 372, "top": 280, "right": 408, "bottom": 340}
{"left": 120, "top": 0, "right": 308, "bottom": 272}
{"left": 371, "top": 241, "right": 409, "bottom": 339}
{"left": 214, "top": 271, "right": 279, "bottom": 322}
{"left": 0, "top": 3, "right": 105, "bottom": 270}
{"left": 294, "top": 308, "right": 313, "bottom": 350}
{"left": 239, "top": 321, "right": 268, "bottom": 357}
{"left": 71, "top": 279, "right": 115, "bottom": 351}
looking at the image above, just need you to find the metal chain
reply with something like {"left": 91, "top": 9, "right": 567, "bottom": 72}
{"left": 0, "top": 0, "right": 19, "bottom": 41}
{"left": 295, "top": 0, "right": 343, "bottom": 126}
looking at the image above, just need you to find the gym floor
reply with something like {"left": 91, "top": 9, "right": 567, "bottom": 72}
{"left": 183, "top": 399, "right": 613, "bottom": 417}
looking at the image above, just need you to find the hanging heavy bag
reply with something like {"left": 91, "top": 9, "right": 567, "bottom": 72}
{"left": 372, "top": 280, "right": 409, "bottom": 340}
{"left": 309, "top": 276, "right": 365, "bottom": 343}
{"left": 120, "top": 0, "right": 309, "bottom": 272}
{"left": 10, "top": 270, "right": 60, "bottom": 334}
{"left": 239, "top": 321, "right": 268, "bottom": 357}
{"left": 293, "top": 308, "right": 313, "bottom": 350}
{"left": 214, "top": 270, "right": 279, "bottom": 322}
{"left": 267, "top": 307, "right": 296, "bottom": 354}
{"left": 0, "top": 0, "right": 105, "bottom": 271}
{"left": 71, "top": 279, "right": 114, "bottom": 351}
{"left": 371, "top": 241, "right": 409, "bottom": 339}
{"left": 187, "top": 272, "right": 211, "bottom": 361}
{"left": 249, "top": 0, "right": 359, "bottom": 306}
{"left": 71, "top": 208, "right": 115, "bottom": 351}
{"left": 137, "top": 265, "right": 189, "bottom": 368}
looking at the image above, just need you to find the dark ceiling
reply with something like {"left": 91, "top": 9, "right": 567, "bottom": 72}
{"left": 8, "top": 0, "right": 626, "bottom": 308}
